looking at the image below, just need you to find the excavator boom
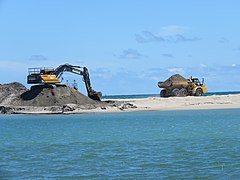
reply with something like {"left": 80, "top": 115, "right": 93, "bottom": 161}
{"left": 55, "top": 64, "right": 102, "bottom": 101}
{"left": 27, "top": 64, "right": 102, "bottom": 101}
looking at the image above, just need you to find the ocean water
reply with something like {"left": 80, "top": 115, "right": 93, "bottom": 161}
{"left": 103, "top": 91, "right": 240, "bottom": 99}
{"left": 0, "top": 109, "right": 240, "bottom": 179}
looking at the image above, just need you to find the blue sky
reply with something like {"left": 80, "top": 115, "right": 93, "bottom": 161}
{"left": 0, "top": 0, "right": 240, "bottom": 95}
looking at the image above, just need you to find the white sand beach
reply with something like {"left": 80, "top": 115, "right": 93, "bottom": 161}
{"left": 105, "top": 94, "right": 240, "bottom": 112}
{"left": 68, "top": 94, "right": 240, "bottom": 114}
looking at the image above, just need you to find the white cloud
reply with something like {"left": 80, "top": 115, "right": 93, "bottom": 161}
{"left": 168, "top": 68, "right": 185, "bottom": 74}
{"left": 232, "top": 64, "right": 237, "bottom": 67}
{"left": 218, "top": 37, "right": 228, "bottom": 43}
{"left": 162, "top": 53, "right": 174, "bottom": 58}
{"left": 29, "top": 55, "right": 47, "bottom": 61}
{"left": 200, "top": 64, "right": 207, "bottom": 67}
{"left": 135, "top": 26, "right": 201, "bottom": 43}
{"left": 119, "top": 49, "right": 143, "bottom": 59}
{"left": 160, "top": 25, "right": 189, "bottom": 36}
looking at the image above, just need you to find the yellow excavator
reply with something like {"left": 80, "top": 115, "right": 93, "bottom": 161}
{"left": 27, "top": 64, "right": 102, "bottom": 101}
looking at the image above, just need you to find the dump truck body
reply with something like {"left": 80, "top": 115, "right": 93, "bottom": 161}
{"left": 158, "top": 74, "right": 208, "bottom": 97}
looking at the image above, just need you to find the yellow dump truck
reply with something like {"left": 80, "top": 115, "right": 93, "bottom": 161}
{"left": 158, "top": 74, "right": 208, "bottom": 97}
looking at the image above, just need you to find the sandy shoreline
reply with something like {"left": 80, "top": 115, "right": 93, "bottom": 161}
{"left": 108, "top": 94, "right": 240, "bottom": 112}
{"left": 1, "top": 94, "right": 240, "bottom": 114}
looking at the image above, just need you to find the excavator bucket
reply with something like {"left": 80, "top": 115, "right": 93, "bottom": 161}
{"left": 88, "top": 91, "right": 102, "bottom": 101}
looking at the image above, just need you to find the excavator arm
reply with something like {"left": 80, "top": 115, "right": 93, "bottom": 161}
{"left": 82, "top": 67, "right": 102, "bottom": 101}
{"left": 55, "top": 64, "right": 102, "bottom": 101}
{"left": 55, "top": 64, "right": 82, "bottom": 77}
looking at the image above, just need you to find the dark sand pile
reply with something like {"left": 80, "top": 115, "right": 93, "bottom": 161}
{"left": 16, "top": 85, "right": 97, "bottom": 106}
{"left": 0, "top": 82, "right": 136, "bottom": 114}
{"left": 0, "top": 83, "right": 97, "bottom": 107}
{"left": 0, "top": 82, "right": 28, "bottom": 105}
{"left": 158, "top": 74, "right": 187, "bottom": 87}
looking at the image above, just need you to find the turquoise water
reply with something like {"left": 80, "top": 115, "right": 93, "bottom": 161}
{"left": 1, "top": 109, "right": 240, "bottom": 179}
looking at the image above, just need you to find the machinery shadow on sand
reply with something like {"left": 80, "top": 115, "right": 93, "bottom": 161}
{"left": 20, "top": 85, "right": 55, "bottom": 100}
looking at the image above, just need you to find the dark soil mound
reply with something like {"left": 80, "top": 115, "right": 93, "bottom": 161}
{"left": 159, "top": 74, "right": 187, "bottom": 87}
{"left": 0, "top": 82, "right": 28, "bottom": 105}
{"left": 13, "top": 84, "right": 97, "bottom": 106}
{"left": 0, "top": 83, "right": 97, "bottom": 107}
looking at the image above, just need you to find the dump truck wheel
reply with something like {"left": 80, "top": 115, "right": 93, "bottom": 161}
{"left": 160, "top": 89, "right": 167, "bottom": 97}
{"left": 172, "top": 88, "right": 180, "bottom": 97}
{"left": 195, "top": 88, "right": 203, "bottom": 96}
{"left": 180, "top": 88, "right": 188, "bottom": 97}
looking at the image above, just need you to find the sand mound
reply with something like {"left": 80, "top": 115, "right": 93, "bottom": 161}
{"left": 14, "top": 84, "right": 97, "bottom": 106}
{"left": 0, "top": 82, "right": 28, "bottom": 105}
{"left": 159, "top": 74, "right": 187, "bottom": 87}
{"left": 0, "top": 83, "right": 97, "bottom": 107}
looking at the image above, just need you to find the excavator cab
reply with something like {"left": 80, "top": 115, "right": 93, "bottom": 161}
{"left": 27, "top": 68, "right": 61, "bottom": 84}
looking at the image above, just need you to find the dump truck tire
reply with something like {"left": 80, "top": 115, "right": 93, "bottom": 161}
{"left": 160, "top": 89, "right": 167, "bottom": 97}
{"left": 195, "top": 88, "right": 203, "bottom": 96}
{"left": 172, "top": 88, "right": 180, "bottom": 97}
{"left": 180, "top": 88, "right": 187, "bottom": 97}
